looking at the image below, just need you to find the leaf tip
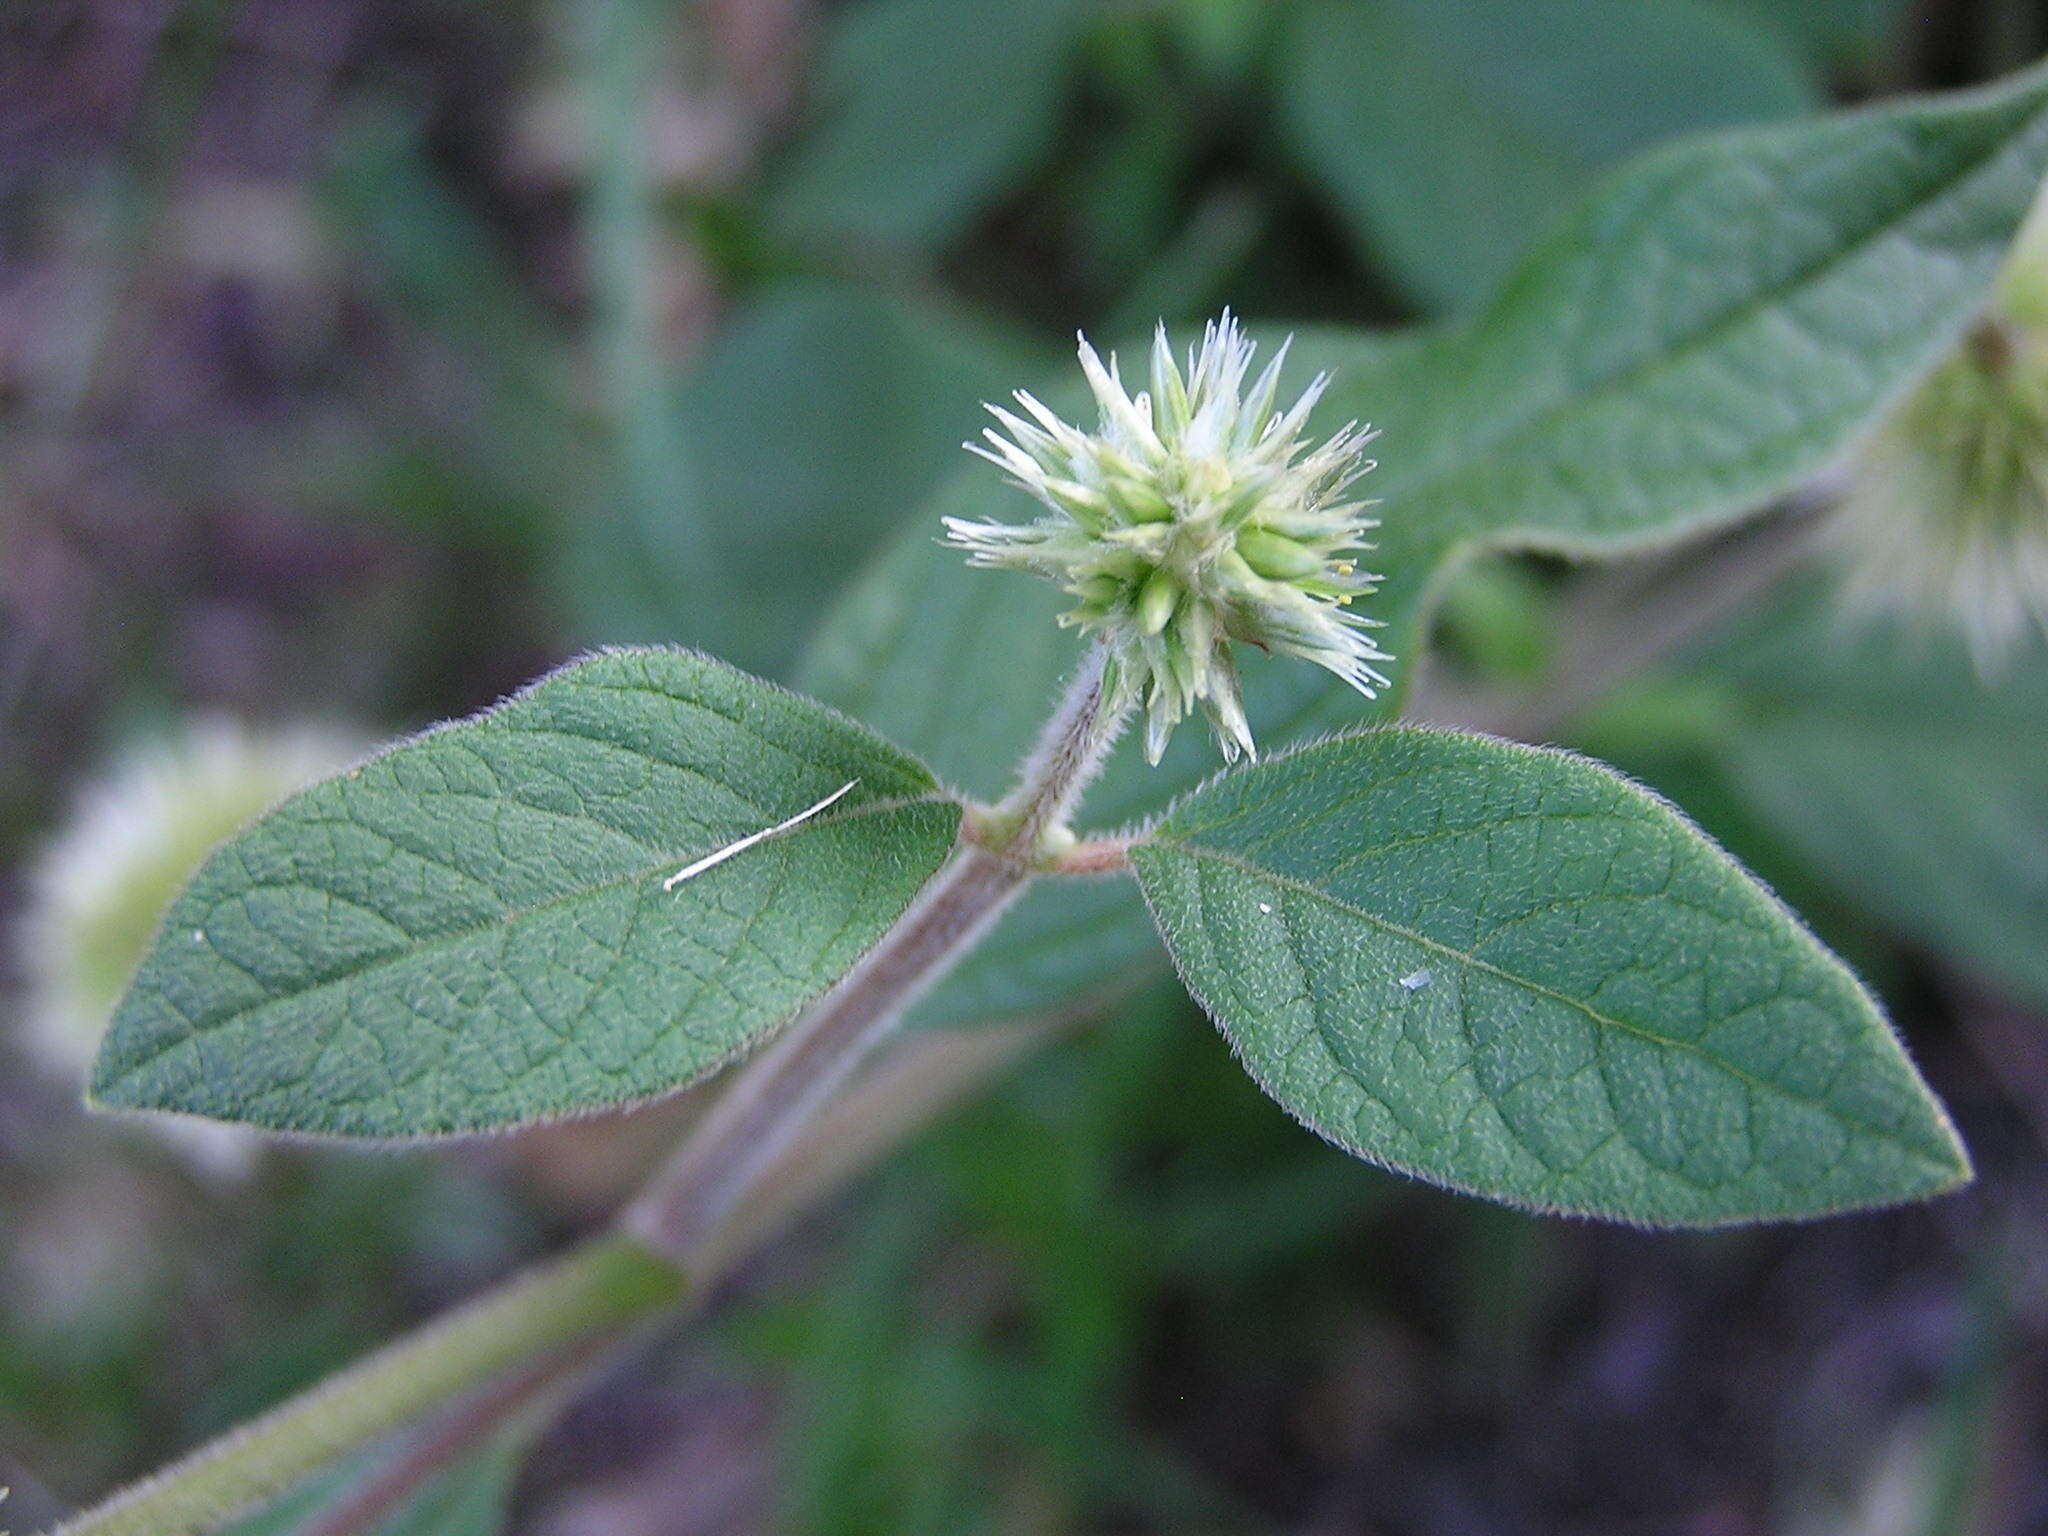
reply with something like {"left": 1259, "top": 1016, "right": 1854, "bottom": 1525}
{"left": 1926, "top": 1117, "right": 1976, "bottom": 1196}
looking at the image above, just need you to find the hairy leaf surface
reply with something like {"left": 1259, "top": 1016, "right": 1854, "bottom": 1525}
{"left": 92, "top": 650, "right": 961, "bottom": 1137}
{"left": 1130, "top": 730, "right": 1968, "bottom": 1225}
{"left": 768, "top": 0, "right": 1085, "bottom": 249}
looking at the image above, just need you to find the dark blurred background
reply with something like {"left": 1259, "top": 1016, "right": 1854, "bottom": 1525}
{"left": 4, "top": 1, "right": 2048, "bottom": 1531}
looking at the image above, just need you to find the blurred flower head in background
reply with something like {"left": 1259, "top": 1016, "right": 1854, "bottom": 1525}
{"left": 17, "top": 717, "right": 366, "bottom": 1174}
{"left": 944, "top": 313, "right": 1387, "bottom": 763}
{"left": 1828, "top": 185, "right": 2048, "bottom": 667}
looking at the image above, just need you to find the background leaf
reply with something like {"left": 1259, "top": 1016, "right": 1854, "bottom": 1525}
{"left": 90, "top": 650, "right": 961, "bottom": 1138}
{"left": 1129, "top": 729, "right": 1970, "bottom": 1225}
{"left": 565, "top": 280, "right": 1043, "bottom": 676}
{"left": 319, "top": 110, "right": 593, "bottom": 540}
{"left": 1708, "top": 0, "right": 1914, "bottom": 70}
{"left": 767, "top": 0, "right": 1089, "bottom": 250}
{"left": 572, "top": 0, "right": 724, "bottom": 652}
{"left": 1277, "top": 0, "right": 1817, "bottom": 314}
{"left": 1656, "top": 589, "right": 2048, "bottom": 1013}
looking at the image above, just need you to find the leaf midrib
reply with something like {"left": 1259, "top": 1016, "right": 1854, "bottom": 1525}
{"left": 1146, "top": 839, "right": 1956, "bottom": 1171}
{"left": 1365, "top": 84, "right": 2048, "bottom": 539}
{"left": 100, "top": 792, "right": 959, "bottom": 1093}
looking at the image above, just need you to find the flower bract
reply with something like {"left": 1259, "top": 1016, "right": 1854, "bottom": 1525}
{"left": 945, "top": 312, "right": 1388, "bottom": 762}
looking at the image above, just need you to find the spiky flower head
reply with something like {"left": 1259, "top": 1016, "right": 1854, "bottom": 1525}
{"left": 945, "top": 312, "right": 1388, "bottom": 763}
{"left": 1827, "top": 186, "right": 2048, "bottom": 667}
{"left": 18, "top": 718, "right": 365, "bottom": 1174}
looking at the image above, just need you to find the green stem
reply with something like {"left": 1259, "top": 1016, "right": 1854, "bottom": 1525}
{"left": 989, "top": 640, "right": 1124, "bottom": 856}
{"left": 45, "top": 1237, "right": 685, "bottom": 1536}
{"left": 303, "top": 1029, "right": 1058, "bottom": 1536}
{"left": 291, "top": 1338, "right": 607, "bottom": 1536}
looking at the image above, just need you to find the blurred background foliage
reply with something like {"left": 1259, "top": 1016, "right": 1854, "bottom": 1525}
{"left": 4, "top": 0, "right": 2048, "bottom": 1531}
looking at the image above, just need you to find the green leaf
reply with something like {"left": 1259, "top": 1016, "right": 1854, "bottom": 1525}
{"left": 90, "top": 650, "right": 961, "bottom": 1138}
{"left": 320, "top": 111, "right": 591, "bottom": 534}
{"left": 1692, "top": 592, "right": 2048, "bottom": 1012}
{"left": 768, "top": 0, "right": 1086, "bottom": 249}
{"left": 1129, "top": 729, "right": 1969, "bottom": 1225}
{"left": 1334, "top": 58, "right": 2048, "bottom": 682}
{"left": 680, "top": 284, "right": 1041, "bottom": 674}
{"left": 1278, "top": 0, "right": 1817, "bottom": 313}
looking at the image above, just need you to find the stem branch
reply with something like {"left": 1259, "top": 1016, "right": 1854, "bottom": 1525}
{"left": 621, "top": 843, "right": 1027, "bottom": 1264}
{"left": 625, "top": 641, "right": 1128, "bottom": 1266}
{"left": 1411, "top": 497, "right": 1834, "bottom": 740}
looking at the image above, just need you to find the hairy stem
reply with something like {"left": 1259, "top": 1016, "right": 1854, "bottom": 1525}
{"left": 306, "top": 1024, "right": 1063, "bottom": 1536}
{"left": 292, "top": 1338, "right": 609, "bottom": 1536}
{"left": 1043, "top": 834, "right": 1138, "bottom": 875}
{"left": 989, "top": 639, "right": 1124, "bottom": 856}
{"left": 621, "top": 844, "right": 1028, "bottom": 1263}
{"left": 700, "top": 1020, "right": 1057, "bottom": 1274}
{"left": 626, "top": 642, "right": 1128, "bottom": 1265}
{"left": 1412, "top": 494, "right": 1835, "bottom": 741}
{"left": 47, "top": 1237, "right": 685, "bottom": 1536}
